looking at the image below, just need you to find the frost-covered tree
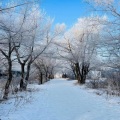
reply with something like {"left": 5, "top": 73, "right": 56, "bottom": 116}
{"left": 0, "top": 7, "right": 28, "bottom": 98}
{"left": 34, "top": 56, "right": 57, "bottom": 84}
{"left": 57, "top": 16, "right": 105, "bottom": 84}
{"left": 0, "top": 1, "right": 44, "bottom": 98}
{"left": 87, "top": 0, "right": 120, "bottom": 70}
{"left": 13, "top": 8, "right": 66, "bottom": 90}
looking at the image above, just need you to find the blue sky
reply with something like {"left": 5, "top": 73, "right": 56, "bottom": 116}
{"left": 40, "top": 0, "right": 90, "bottom": 28}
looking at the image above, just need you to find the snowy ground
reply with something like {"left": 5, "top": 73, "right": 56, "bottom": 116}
{"left": 0, "top": 79, "right": 120, "bottom": 120}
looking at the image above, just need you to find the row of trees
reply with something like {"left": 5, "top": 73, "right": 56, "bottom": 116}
{"left": 54, "top": 0, "right": 119, "bottom": 86}
{"left": 34, "top": 57, "right": 57, "bottom": 84}
{"left": 0, "top": 1, "right": 65, "bottom": 99}
{"left": 0, "top": 0, "right": 119, "bottom": 99}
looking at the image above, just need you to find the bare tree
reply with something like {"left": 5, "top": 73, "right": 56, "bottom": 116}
{"left": 84, "top": 0, "right": 120, "bottom": 94}
{"left": 12, "top": 5, "right": 65, "bottom": 90}
{"left": 0, "top": 1, "right": 39, "bottom": 98}
{"left": 87, "top": 0, "right": 120, "bottom": 71}
{"left": 34, "top": 56, "right": 57, "bottom": 84}
{"left": 0, "top": 9, "right": 25, "bottom": 98}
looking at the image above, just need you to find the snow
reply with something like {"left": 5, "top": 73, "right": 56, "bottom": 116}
{"left": 0, "top": 79, "right": 120, "bottom": 120}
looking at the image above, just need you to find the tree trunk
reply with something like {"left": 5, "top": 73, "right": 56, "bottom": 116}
{"left": 3, "top": 59, "right": 12, "bottom": 99}
{"left": 80, "top": 62, "right": 89, "bottom": 84}
{"left": 72, "top": 68, "right": 77, "bottom": 79}
{"left": 25, "top": 63, "right": 31, "bottom": 81}
{"left": 39, "top": 72, "right": 43, "bottom": 84}
{"left": 74, "top": 62, "right": 89, "bottom": 84}
{"left": 80, "top": 75, "right": 86, "bottom": 84}
{"left": 45, "top": 72, "right": 48, "bottom": 82}
{"left": 20, "top": 63, "right": 25, "bottom": 90}
{"left": 24, "top": 62, "right": 31, "bottom": 89}
{"left": 75, "top": 63, "right": 81, "bottom": 83}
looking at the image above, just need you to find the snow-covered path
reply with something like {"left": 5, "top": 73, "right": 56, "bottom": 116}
{"left": 1, "top": 79, "right": 120, "bottom": 120}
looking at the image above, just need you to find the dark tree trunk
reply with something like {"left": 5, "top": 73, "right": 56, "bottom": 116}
{"left": 3, "top": 59, "right": 12, "bottom": 99}
{"left": 80, "top": 62, "right": 89, "bottom": 84}
{"left": 50, "top": 68, "right": 54, "bottom": 79}
{"left": 73, "top": 62, "right": 89, "bottom": 84}
{"left": 75, "top": 63, "right": 81, "bottom": 83}
{"left": 45, "top": 72, "right": 48, "bottom": 82}
{"left": 39, "top": 72, "right": 43, "bottom": 84}
{"left": 25, "top": 63, "right": 31, "bottom": 80}
{"left": 24, "top": 61, "right": 31, "bottom": 89}
{"left": 20, "top": 63, "right": 25, "bottom": 90}
{"left": 40, "top": 73, "right": 43, "bottom": 84}
{"left": 72, "top": 68, "right": 77, "bottom": 79}
{"left": 80, "top": 75, "right": 86, "bottom": 84}
{"left": 71, "top": 63, "right": 77, "bottom": 79}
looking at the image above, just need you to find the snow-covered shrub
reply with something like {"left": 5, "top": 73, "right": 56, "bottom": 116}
{"left": 86, "top": 71, "right": 120, "bottom": 96}
{"left": 105, "top": 72, "right": 120, "bottom": 96}
{"left": 86, "top": 79, "right": 107, "bottom": 89}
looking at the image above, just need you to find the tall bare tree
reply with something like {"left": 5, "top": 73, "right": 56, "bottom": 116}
{"left": 0, "top": 1, "right": 39, "bottom": 98}
{"left": 0, "top": 8, "right": 27, "bottom": 98}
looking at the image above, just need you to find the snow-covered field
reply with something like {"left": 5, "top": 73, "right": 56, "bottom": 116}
{"left": 0, "top": 79, "right": 120, "bottom": 120}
